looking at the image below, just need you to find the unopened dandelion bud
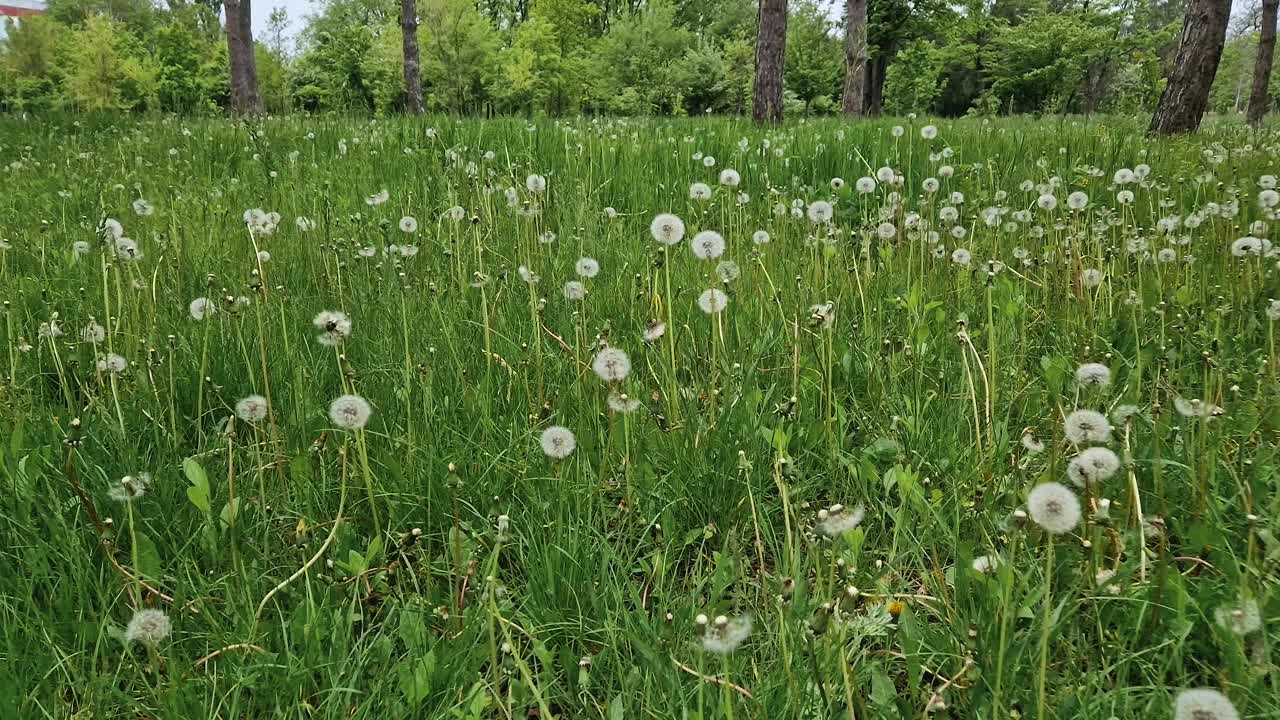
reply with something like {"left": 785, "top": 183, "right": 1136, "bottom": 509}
{"left": 694, "top": 613, "right": 708, "bottom": 626}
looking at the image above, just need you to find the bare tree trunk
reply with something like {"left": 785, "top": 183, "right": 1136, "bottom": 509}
{"left": 1248, "top": 0, "right": 1278, "bottom": 125}
{"left": 841, "top": 0, "right": 867, "bottom": 115}
{"left": 753, "top": 0, "right": 786, "bottom": 124}
{"left": 1148, "top": 0, "right": 1231, "bottom": 134}
{"left": 224, "top": 0, "right": 261, "bottom": 114}
{"left": 866, "top": 53, "right": 887, "bottom": 115}
{"left": 402, "top": 0, "right": 424, "bottom": 115}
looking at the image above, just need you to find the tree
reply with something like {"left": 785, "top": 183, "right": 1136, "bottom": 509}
{"left": 402, "top": 0, "right": 424, "bottom": 114}
{"left": 1247, "top": 0, "right": 1278, "bottom": 124}
{"left": 753, "top": 0, "right": 786, "bottom": 122}
{"left": 1148, "top": 0, "right": 1231, "bottom": 134}
{"left": 224, "top": 0, "right": 262, "bottom": 113}
{"left": 841, "top": 0, "right": 866, "bottom": 114}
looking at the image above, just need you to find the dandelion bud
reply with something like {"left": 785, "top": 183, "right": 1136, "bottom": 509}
{"left": 694, "top": 613, "right": 708, "bottom": 626}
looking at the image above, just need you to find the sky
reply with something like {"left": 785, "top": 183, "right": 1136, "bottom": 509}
{"left": 251, "top": 0, "right": 312, "bottom": 46}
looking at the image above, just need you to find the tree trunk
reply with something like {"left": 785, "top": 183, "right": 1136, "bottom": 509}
{"left": 224, "top": 0, "right": 261, "bottom": 114}
{"left": 1248, "top": 0, "right": 1278, "bottom": 125}
{"left": 753, "top": 0, "right": 786, "bottom": 124}
{"left": 1148, "top": 0, "right": 1231, "bottom": 134}
{"left": 841, "top": 0, "right": 867, "bottom": 115}
{"left": 866, "top": 53, "right": 887, "bottom": 115}
{"left": 402, "top": 0, "right": 424, "bottom": 115}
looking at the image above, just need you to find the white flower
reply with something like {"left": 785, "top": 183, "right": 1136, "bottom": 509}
{"left": 446, "top": 206, "right": 466, "bottom": 222}
{"left": 1064, "top": 409, "right": 1111, "bottom": 444}
{"left": 328, "top": 394, "right": 372, "bottom": 430}
{"left": 643, "top": 321, "right": 666, "bottom": 342}
{"left": 131, "top": 199, "right": 154, "bottom": 216}
{"left": 1075, "top": 362, "right": 1111, "bottom": 388}
{"left": 1067, "top": 191, "right": 1089, "bottom": 210}
{"left": 816, "top": 504, "right": 865, "bottom": 537}
{"left": 125, "top": 608, "right": 171, "bottom": 645}
{"left": 1037, "top": 194, "right": 1058, "bottom": 211}
{"left": 1213, "top": 598, "right": 1263, "bottom": 635}
{"left": 951, "top": 248, "right": 971, "bottom": 266}
{"left": 752, "top": 230, "right": 771, "bottom": 245}
{"left": 235, "top": 394, "right": 269, "bottom": 423}
{"left": 855, "top": 177, "right": 876, "bottom": 194}
{"left": 592, "top": 347, "right": 631, "bottom": 383}
{"left": 807, "top": 200, "right": 834, "bottom": 224}
{"left": 73, "top": 240, "right": 91, "bottom": 256}
{"left": 700, "top": 614, "right": 752, "bottom": 654}
{"left": 689, "top": 182, "right": 713, "bottom": 201}
{"left": 719, "top": 168, "right": 741, "bottom": 187}
{"left": 920, "top": 124, "right": 938, "bottom": 140}
{"left": 690, "top": 230, "right": 725, "bottom": 260}
{"left": 526, "top": 174, "right": 547, "bottom": 194}
{"left": 1027, "top": 482, "right": 1081, "bottom": 534}
{"left": 189, "top": 297, "right": 214, "bottom": 321}
{"left": 399, "top": 216, "right": 418, "bottom": 233}
{"left": 650, "top": 213, "right": 686, "bottom": 245}
{"left": 1267, "top": 299, "right": 1280, "bottom": 321}
{"left": 575, "top": 257, "right": 600, "bottom": 278}
{"left": 1173, "top": 689, "right": 1238, "bottom": 720}
{"left": 296, "top": 216, "right": 316, "bottom": 232}
{"left": 563, "top": 280, "right": 585, "bottom": 301}
{"left": 366, "top": 189, "right": 389, "bottom": 206}
{"left": 539, "top": 426, "right": 576, "bottom": 459}
{"left": 1067, "top": 447, "right": 1121, "bottom": 488}
{"left": 697, "top": 288, "right": 728, "bottom": 314}
{"left": 313, "top": 310, "right": 352, "bottom": 346}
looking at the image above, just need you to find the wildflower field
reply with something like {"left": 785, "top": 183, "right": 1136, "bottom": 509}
{"left": 1, "top": 115, "right": 1277, "bottom": 720}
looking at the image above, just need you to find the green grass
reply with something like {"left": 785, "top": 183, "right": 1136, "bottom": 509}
{"left": 0, "top": 113, "right": 1276, "bottom": 719}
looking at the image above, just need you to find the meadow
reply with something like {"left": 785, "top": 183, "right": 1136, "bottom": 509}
{"left": 0, "top": 114, "right": 1276, "bottom": 720}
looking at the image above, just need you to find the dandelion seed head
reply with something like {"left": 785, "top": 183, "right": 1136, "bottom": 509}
{"left": 650, "top": 213, "right": 686, "bottom": 245}
{"left": 700, "top": 614, "right": 752, "bottom": 654}
{"left": 235, "top": 394, "right": 269, "bottom": 423}
{"left": 1075, "top": 362, "right": 1111, "bottom": 388}
{"left": 1067, "top": 447, "right": 1121, "bottom": 488}
{"left": 591, "top": 347, "right": 631, "bottom": 383}
{"left": 1027, "top": 482, "right": 1081, "bottom": 534}
{"left": 313, "top": 310, "right": 352, "bottom": 346}
{"left": 539, "top": 426, "right": 576, "bottom": 459}
{"left": 690, "top": 230, "right": 725, "bottom": 260}
{"left": 575, "top": 257, "right": 600, "bottom": 278}
{"left": 125, "top": 608, "right": 171, "bottom": 646}
{"left": 1173, "top": 689, "right": 1239, "bottom": 720}
{"left": 328, "top": 394, "right": 372, "bottom": 430}
{"left": 189, "top": 297, "right": 214, "bottom": 321}
{"left": 697, "top": 288, "right": 729, "bottom": 314}
{"left": 1064, "top": 409, "right": 1111, "bottom": 444}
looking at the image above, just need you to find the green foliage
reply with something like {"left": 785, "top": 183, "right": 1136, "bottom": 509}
{"left": 0, "top": 0, "right": 1263, "bottom": 117}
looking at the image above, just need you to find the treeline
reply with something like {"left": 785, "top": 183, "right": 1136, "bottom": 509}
{"left": 1, "top": 0, "right": 1277, "bottom": 120}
